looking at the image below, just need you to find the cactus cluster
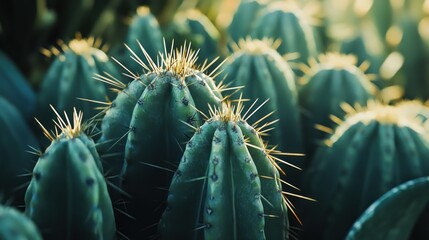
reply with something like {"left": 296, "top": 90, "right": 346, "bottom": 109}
{"left": 2, "top": 0, "right": 429, "bottom": 239}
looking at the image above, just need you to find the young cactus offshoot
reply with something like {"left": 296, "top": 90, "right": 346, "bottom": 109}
{"left": 0, "top": 205, "right": 42, "bottom": 240}
{"left": 26, "top": 107, "right": 116, "bottom": 240}
{"left": 159, "top": 99, "right": 310, "bottom": 240}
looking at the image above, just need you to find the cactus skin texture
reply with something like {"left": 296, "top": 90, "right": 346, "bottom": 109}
{"left": 298, "top": 53, "right": 376, "bottom": 159}
{"left": 228, "top": 0, "right": 267, "bottom": 43}
{"left": 116, "top": 6, "right": 163, "bottom": 75}
{"left": 346, "top": 177, "right": 429, "bottom": 240}
{"left": 0, "top": 97, "right": 39, "bottom": 207}
{"left": 159, "top": 102, "right": 289, "bottom": 240}
{"left": 97, "top": 44, "right": 222, "bottom": 237}
{"left": 25, "top": 109, "right": 116, "bottom": 240}
{"left": 0, "top": 51, "right": 36, "bottom": 120}
{"left": 222, "top": 39, "right": 304, "bottom": 186}
{"left": 36, "top": 36, "right": 119, "bottom": 133}
{"left": 0, "top": 205, "right": 42, "bottom": 240}
{"left": 300, "top": 103, "right": 429, "bottom": 240}
{"left": 164, "top": 9, "right": 220, "bottom": 66}
{"left": 251, "top": 2, "right": 320, "bottom": 74}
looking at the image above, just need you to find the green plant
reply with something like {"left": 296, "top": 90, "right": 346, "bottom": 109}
{"left": 159, "top": 101, "right": 292, "bottom": 239}
{"left": 96, "top": 42, "right": 223, "bottom": 238}
{"left": 0, "top": 205, "right": 42, "bottom": 240}
{"left": 300, "top": 102, "right": 429, "bottom": 240}
{"left": 221, "top": 38, "right": 304, "bottom": 186}
{"left": 298, "top": 53, "right": 377, "bottom": 159}
{"left": 26, "top": 108, "right": 116, "bottom": 239}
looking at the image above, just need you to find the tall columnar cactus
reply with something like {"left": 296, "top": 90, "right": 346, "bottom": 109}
{"left": 0, "top": 205, "right": 42, "bottom": 240}
{"left": 35, "top": 35, "right": 120, "bottom": 135}
{"left": 25, "top": 108, "right": 116, "bottom": 240}
{"left": 346, "top": 177, "right": 429, "bottom": 240}
{"left": 159, "top": 101, "right": 293, "bottom": 240}
{"left": 0, "top": 51, "right": 36, "bottom": 120}
{"left": 298, "top": 53, "right": 377, "bottom": 159}
{"left": 228, "top": 0, "right": 267, "bottom": 43}
{"left": 115, "top": 6, "right": 163, "bottom": 75}
{"left": 96, "top": 43, "right": 223, "bottom": 237}
{"left": 251, "top": 1, "right": 320, "bottom": 74}
{"left": 300, "top": 102, "right": 429, "bottom": 240}
{"left": 164, "top": 9, "right": 221, "bottom": 66}
{"left": 0, "top": 97, "right": 39, "bottom": 207}
{"left": 221, "top": 38, "right": 304, "bottom": 186}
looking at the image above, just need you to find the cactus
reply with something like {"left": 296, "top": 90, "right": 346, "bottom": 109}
{"left": 298, "top": 53, "right": 377, "bottom": 159}
{"left": 35, "top": 35, "right": 120, "bottom": 136}
{"left": 387, "top": 15, "right": 429, "bottom": 100}
{"left": 96, "top": 42, "right": 223, "bottom": 237}
{"left": 0, "top": 97, "right": 39, "bottom": 207}
{"left": 228, "top": 0, "right": 267, "bottom": 43}
{"left": 164, "top": 9, "right": 221, "bottom": 67}
{"left": 115, "top": 6, "right": 163, "bottom": 75}
{"left": 346, "top": 177, "right": 429, "bottom": 240}
{"left": 0, "top": 51, "right": 36, "bottom": 120}
{"left": 0, "top": 205, "right": 42, "bottom": 240}
{"left": 300, "top": 102, "right": 429, "bottom": 240}
{"left": 221, "top": 38, "right": 304, "bottom": 186}
{"left": 25, "top": 108, "right": 116, "bottom": 240}
{"left": 251, "top": 1, "right": 320, "bottom": 75}
{"left": 159, "top": 101, "right": 293, "bottom": 240}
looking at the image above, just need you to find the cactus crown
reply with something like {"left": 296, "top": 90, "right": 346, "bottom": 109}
{"left": 327, "top": 101, "right": 427, "bottom": 145}
{"left": 122, "top": 40, "right": 221, "bottom": 83}
{"left": 230, "top": 38, "right": 282, "bottom": 55}
{"left": 40, "top": 33, "right": 108, "bottom": 62}
{"left": 35, "top": 106, "right": 86, "bottom": 141}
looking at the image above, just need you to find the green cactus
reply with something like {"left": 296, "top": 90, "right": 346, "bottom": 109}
{"left": 221, "top": 38, "right": 304, "bottom": 186}
{"left": 298, "top": 53, "right": 377, "bottom": 159}
{"left": 26, "top": 108, "right": 116, "bottom": 240}
{"left": 388, "top": 15, "right": 429, "bottom": 100}
{"left": 0, "top": 51, "right": 36, "bottom": 120}
{"left": 346, "top": 177, "right": 429, "bottom": 240}
{"left": 340, "top": 34, "right": 385, "bottom": 89}
{"left": 0, "top": 205, "right": 42, "bottom": 240}
{"left": 35, "top": 36, "right": 120, "bottom": 136}
{"left": 164, "top": 9, "right": 221, "bottom": 67}
{"left": 251, "top": 1, "right": 320, "bottom": 75}
{"left": 115, "top": 6, "right": 163, "bottom": 75}
{"left": 0, "top": 97, "right": 39, "bottom": 207}
{"left": 300, "top": 102, "right": 429, "bottom": 240}
{"left": 96, "top": 43, "right": 223, "bottom": 238}
{"left": 159, "top": 101, "right": 292, "bottom": 240}
{"left": 228, "top": 0, "right": 267, "bottom": 43}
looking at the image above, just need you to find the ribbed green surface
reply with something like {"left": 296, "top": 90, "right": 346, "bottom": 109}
{"left": 159, "top": 119, "right": 288, "bottom": 240}
{"left": 25, "top": 134, "right": 115, "bottom": 240}
{"left": 301, "top": 110, "right": 429, "bottom": 240}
